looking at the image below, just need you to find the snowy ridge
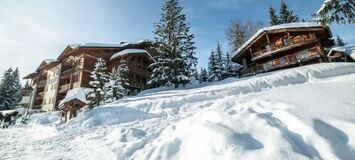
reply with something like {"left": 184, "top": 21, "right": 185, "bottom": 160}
{"left": 2, "top": 63, "right": 355, "bottom": 160}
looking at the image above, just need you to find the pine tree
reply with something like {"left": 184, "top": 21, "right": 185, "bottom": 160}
{"left": 315, "top": 0, "right": 355, "bottom": 26}
{"left": 215, "top": 42, "right": 224, "bottom": 70}
{"left": 279, "top": 0, "right": 300, "bottom": 24}
{"left": 88, "top": 58, "right": 109, "bottom": 108}
{"left": 208, "top": 50, "right": 222, "bottom": 81}
{"left": 24, "top": 80, "right": 31, "bottom": 89}
{"left": 184, "top": 30, "right": 198, "bottom": 80}
{"left": 269, "top": 5, "right": 280, "bottom": 26}
{"left": 222, "top": 52, "right": 239, "bottom": 79}
{"left": 149, "top": 0, "right": 198, "bottom": 88}
{"left": 199, "top": 68, "right": 208, "bottom": 83}
{"left": 11, "top": 68, "right": 22, "bottom": 106}
{"left": 335, "top": 35, "right": 346, "bottom": 46}
{"left": 0, "top": 67, "right": 21, "bottom": 110}
{"left": 104, "top": 59, "right": 130, "bottom": 103}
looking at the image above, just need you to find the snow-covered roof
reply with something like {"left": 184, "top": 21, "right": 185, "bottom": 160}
{"left": 68, "top": 40, "right": 152, "bottom": 50}
{"left": 44, "top": 59, "right": 56, "bottom": 64}
{"left": 231, "top": 22, "right": 323, "bottom": 59}
{"left": 58, "top": 88, "right": 89, "bottom": 108}
{"left": 328, "top": 44, "right": 355, "bottom": 59}
{"left": 110, "top": 49, "right": 148, "bottom": 60}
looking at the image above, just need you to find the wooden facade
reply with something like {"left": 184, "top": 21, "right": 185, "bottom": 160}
{"left": 24, "top": 41, "right": 156, "bottom": 111}
{"left": 231, "top": 22, "right": 333, "bottom": 76}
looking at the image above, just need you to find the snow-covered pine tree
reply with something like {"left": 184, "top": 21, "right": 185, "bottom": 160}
{"left": 88, "top": 58, "right": 109, "bottom": 108}
{"left": 0, "top": 67, "right": 21, "bottom": 110}
{"left": 24, "top": 80, "right": 30, "bottom": 88}
{"left": 315, "top": 0, "right": 355, "bottom": 26}
{"left": 269, "top": 5, "right": 280, "bottom": 26}
{"left": 335, "top": 35, "right": 347, "bottom": 47}
{"left": 199, "top": 68, "right": 208, "bottom": 83}
{"left": 279, "top": 0, "right": 300, "bottom": 24}
{"left": 149, "top": 0, "right": 197, "bottom": 88}
{"left": 222, "top": 52, "right": 239, "bottom": 79}
{"left": 184, "top": 29, "right": 198, "bottom": 80}
{"left": 10, "top": 68, "right": 22, "bottom": 107}
{"left": 104, "top": 59, "right": 130, "bottom": 103}
{"left": 215, "top": 42, "right": 225, "bottom": 71}
{"left": 208, "top": 50, "right": 222, "bottom": 82}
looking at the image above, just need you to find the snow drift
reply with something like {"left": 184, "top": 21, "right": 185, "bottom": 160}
{"left": 1, "top": 63, "right": 355, "bottom": 160}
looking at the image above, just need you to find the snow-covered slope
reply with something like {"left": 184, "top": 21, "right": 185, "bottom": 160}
{"left": 1, "top": 63, "right": 355, "bottom": 160}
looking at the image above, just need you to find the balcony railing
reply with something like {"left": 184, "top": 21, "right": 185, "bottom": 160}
{"left": 61, "top": 68, "right": 73, "bottom": 77}
{"left": 251, "top": 35, "right": 318, "bottom": 61}
{"left": 38, "top": 80, "right": 46, "bottom": 87}
{"left": 243, "top": 47, "right": 321, "bottom": 76}
{"left": 58, "top": 84, "right": 70, "bottom": 93}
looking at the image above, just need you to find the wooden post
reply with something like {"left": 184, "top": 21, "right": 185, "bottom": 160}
{"left": 249, "top": 48, "right": 253, "bottom": 58}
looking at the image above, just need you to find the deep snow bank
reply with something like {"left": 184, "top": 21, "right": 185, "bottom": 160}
{"left": 27, "top": 111, "right": 62, "bottom": 125}
{"left": 107, "top": 63, "right": 355, "bottom": 115}
{"left": 3, "top": 63, "right": 355, "bottom": 160}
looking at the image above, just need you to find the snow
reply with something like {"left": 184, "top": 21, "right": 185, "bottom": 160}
{"left": 58, "top": 88, "right": 88, "bottom": 108}
{"left": 43, "top": 59, "right": 56, "bottom": 64}
{"left": 317, "top": 0, "right": 332, "bottom": 14}
{"left": 27, "top": 111, "right": 62, "bottom": 126}
{"left": 1, "top": 63, "right": 355, "bottom": 160}
{"left": 69, "top": 40, "right": 152, "bottom": 50}
{"left": 231, "top": 22, "right": 322, "bottom": 59}
{"left": 110, "top": 49, "right": 148, "bottom": 60}
{"left": 328, "top": 44, "right": 355, "bottom": 60}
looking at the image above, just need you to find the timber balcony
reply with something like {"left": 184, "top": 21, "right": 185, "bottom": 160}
{"left": 251, "top": 34, "right": 318, "bottom": 61}
{"left": 35, "top": 94, "right": 44, "bottom": 100}
{"left": 37, "top": 80, "right": 47, "bottom": 88}
{"left": 242, "top": 46, "right": 321, "bottom": 75}
{"left": 58, "top": 84, "right": 70, "bottom": 93}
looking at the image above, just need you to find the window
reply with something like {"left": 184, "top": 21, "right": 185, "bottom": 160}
{"left": 43, "top": 99, "right": 46, "bottom": 105}
{"left": 51, "top": 84, "right": 54, "bottom": 90}
{"left": 49, "top": 98, "right": 52, "bottom": 104}
{"left": 76, "top": 59, "right": 82, "bottom": 67}
{"left": 73, "top": 74, "right": 80, "bottom": 83}
{"left": 283, "top": 38, "right": 289, "bottom": 46}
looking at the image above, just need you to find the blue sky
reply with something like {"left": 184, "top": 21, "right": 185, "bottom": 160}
{"left": 0, "top": 0, "right": 354, "bottom": 82}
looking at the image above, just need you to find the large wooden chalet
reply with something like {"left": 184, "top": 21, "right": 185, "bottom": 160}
{"left": 231, "top": 22, "right": 333, "bottom": 76}
{"left": 24, "top": 41, "right": 156, "bottom": 111}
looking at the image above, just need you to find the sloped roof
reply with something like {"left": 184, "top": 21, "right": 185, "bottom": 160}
{"left": 231, "top": 22, "right": 323, "bottom": 59}
{"left": 36, "top": 59, "right": 59, "bottom": 72}
{"left": 110, "top": 49, "right": 148, "bottom": 60}
{"left": 58, "top": 88, "right": 90, "bottom": 109}
{"left": 328, "top": 44, "right": 355, "bottom": 60}
{"left": 58, "top": 40, "right": 153, "bottom": 60}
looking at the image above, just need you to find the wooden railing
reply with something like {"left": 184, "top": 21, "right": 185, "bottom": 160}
{"left": 61, "top": 69, "right": 73, "bottom": 76}
{"left": 251, "top": 35, "right": 317, "bottom": 60}
{"left": 38, "top": 80, "right": 46, "bottom": 87}
{"left": 243, "top": 47, "right": 321, "bottom": 75}
{"left": 58, "top": 84, "right": 70, "bottom": 93}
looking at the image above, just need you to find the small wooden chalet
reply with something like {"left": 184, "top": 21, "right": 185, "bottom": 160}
{"left": 327, "top": 45, "right": 355, "bottom": 62}
{"left": 58, "top": 88, "right": 88, "bottom": 122}
{"left": 231, "top": 22, "right": 333, "bottom": 76}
